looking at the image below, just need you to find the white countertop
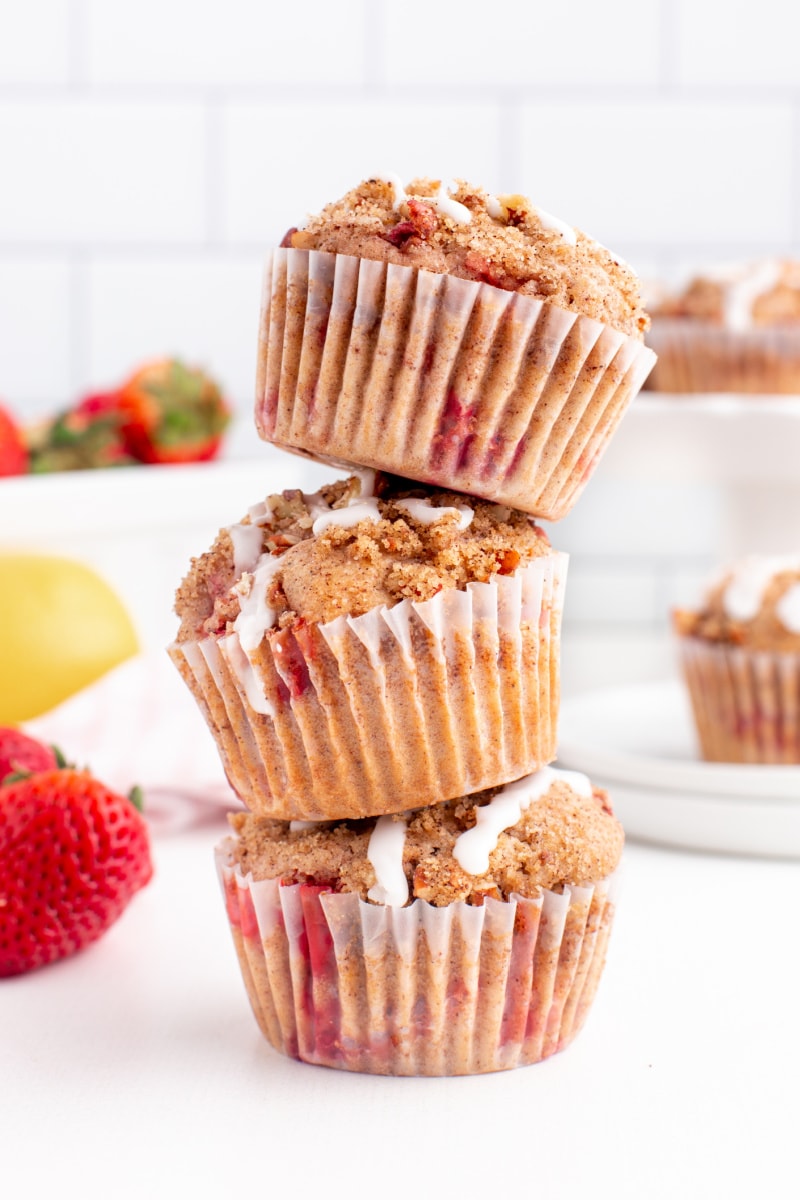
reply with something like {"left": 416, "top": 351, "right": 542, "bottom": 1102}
{"left": 4, "top": 812, "right": 798, "bottom": 1199}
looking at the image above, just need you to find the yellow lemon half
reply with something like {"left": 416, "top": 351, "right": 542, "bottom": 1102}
{"left": 0, "top": 554, "right": 139, "bottom": 723}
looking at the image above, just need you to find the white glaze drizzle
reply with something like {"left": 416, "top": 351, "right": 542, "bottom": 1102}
{"left": 232, "top": 554, "right": 284, "bottom": 650}
{"left": 720, "top": 555, "right": 800, "bottom": 623}
{"left": 223, "top": 635, "right": 273, "bottom": 715}
{"left": 312, "top": 497, "right": 382, "bottom": 535}
{"left": 394, "top": 497, "right": 474, "bottom": 530}
{"left": 485, "top": 193, "right": 577, "bottom": 245}
{"left": 372, "top": 173, "right": 472, "bottom": 225}
{"left": 453, "top": 766, "right": 593, "bottom": 876}
{"left": 534, "top": 206, "right": 578, "bottom": 246}
{"left": 247, "top": 497, "right": 281, "bottom": 526}
{"left": 230, "top": 473, "right": 380, "bottom": 660}
{"left": 486, "top": 194, "right": 505, "bottom": 220}
{"left": 723, "top": 260, "right": 781, "bottom": 333}
{"left": 776, "top": 582, "right": 800, "bottom": 633}
{"left": 227, "top": 524, "right": 264, "bottom": 576}
{"left": 699, "top": 260, "right": 782, "bottom": 333}
{"left": 367, "top": 815, "right": 410, "bottom": 907}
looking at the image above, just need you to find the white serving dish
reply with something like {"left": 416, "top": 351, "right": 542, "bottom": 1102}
{"left": 558, "top": 679, "right": 800, "bottom": 859}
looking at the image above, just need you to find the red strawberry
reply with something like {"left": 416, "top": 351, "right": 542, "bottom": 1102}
{"left": 116, "top": 358, "right": 230, "bottom": 465}
{"left": 0, "top": 768, "right": 153, "bottom": 977}
{"left": 0, "top": 727, "right": 58, "bottom": 783}
{"left": 27, "top": 389, "right": 136, "bottom": 473}
{"left": 0, "top": 404, "right": 28, "bottom": 477}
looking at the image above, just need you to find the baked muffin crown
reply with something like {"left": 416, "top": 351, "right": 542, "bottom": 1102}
{"left": 174, "top": 471, "right": 553, "bottom": 640}
{"left": 286, "top": 175, "right": 649, "bottom": 339}
{"left": 230, "top": 769, "right": 623, "bottom": 908}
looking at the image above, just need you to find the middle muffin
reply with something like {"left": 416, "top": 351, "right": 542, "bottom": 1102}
{"left": 170, "top": 470, "right": 566, "bottom": 821}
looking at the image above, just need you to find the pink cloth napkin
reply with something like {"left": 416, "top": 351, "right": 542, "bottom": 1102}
{"left": 26, "top": 653, "right": 240, "bottom": 835}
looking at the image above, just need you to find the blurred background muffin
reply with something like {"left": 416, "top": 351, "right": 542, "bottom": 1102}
{"left": 646, "top": 260, "right": 800, "bottom": 393}
{"left": 674, "top": 555, "right": 800, "bottom": 763}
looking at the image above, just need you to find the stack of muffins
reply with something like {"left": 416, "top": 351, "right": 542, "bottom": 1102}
{"left": 170, "top": 176, "right": 656, "bottom": 1076}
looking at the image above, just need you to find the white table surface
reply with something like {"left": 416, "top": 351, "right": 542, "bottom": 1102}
{"left": 4, "top": 808, "right": 799, "bottom": 1199}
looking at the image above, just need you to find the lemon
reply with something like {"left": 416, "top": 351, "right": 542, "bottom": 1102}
{"left": 0, "top": 554, "right": 139, "bottom": 723}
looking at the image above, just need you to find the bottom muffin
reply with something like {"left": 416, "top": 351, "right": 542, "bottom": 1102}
{"left": 217, "top": 767, "right": 623, "bottom": 1076}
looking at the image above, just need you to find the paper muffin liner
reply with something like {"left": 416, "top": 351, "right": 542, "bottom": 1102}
{"left": 216, "top": 838, "right": 617, "bottom": 1076}
{"left": 646, "top": 319, "right": 800, "bottom": 394}
{"left": 254, "top": 249, "right": 656, "bottom": 521}
{"left": 679, "top": 636, "right": 800, "bottom": 763}
{"left": 170, "top": 553, "right": 567, "bottom": 820}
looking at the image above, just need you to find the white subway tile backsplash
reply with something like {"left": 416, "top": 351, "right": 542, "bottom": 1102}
{"left": 560, "top": 629, "right": 676, "bottom": 698}
{"left": 85, "top": 0, "right": 366, "bottom": 86}
{"left": 548, "top": 478, "right": 726, "bottom": 558}
{"left": 85, "top": 254, "right": 264, "bottom": 412}
{"left": 661, "top": 564, "right": 718, "bottom": 615}
{"left": 519, "top": 102, "right": 794, "bottom": 246}
{"left": 0, "top": 257, "right": 72, "bottom": 417}
{"left": 221, "top": 101, "right": 502, "bottom": 244}
{"left": 562, "top": 564, "right": 660, "bottom": 627}
{"left": 0, "top": 101, "right": 206, "bottom": 243}
{"left": 382, "top": 0, "right": 660, "bottom": 86}
{"left": 676, "top": 0, "right": 800, "bottom": 86}
{"left": 0, "top": 1, "right": 70, "bottom": 84}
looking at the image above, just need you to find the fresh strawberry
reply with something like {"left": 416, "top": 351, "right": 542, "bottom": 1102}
{"left": 0, "top": 768, "right": 153, "bottom": 977}
{"left": 0, "top": 727, "right": 58, "bottom": 783}
{"left": 0, "top": 404, "right": 28, "bottom": 477}
{"left": 27, "top": 390, "right": 136, "bottom": 473}
{"left": 116, "top": 359, "right": 230, "bottom": 465}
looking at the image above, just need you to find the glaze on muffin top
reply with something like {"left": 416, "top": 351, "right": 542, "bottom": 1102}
{"left": 284, "top": 176, "right": 649, "bottom": 340}
{"left": 229, "top": 767, "right": 623, "bottom": 907}
{"left": 174, "top": 470, "right": 554, "bottom": 641}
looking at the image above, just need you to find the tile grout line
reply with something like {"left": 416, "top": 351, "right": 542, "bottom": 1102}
{"left": 67, "top": 248, "right": 90, "bottom": 401}
{"left": 204, "top": 99, "right": 224, "bottom": 246}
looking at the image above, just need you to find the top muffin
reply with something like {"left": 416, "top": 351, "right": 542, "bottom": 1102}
{"left": 285, "top": 175, "right": 649, "bottom": 339}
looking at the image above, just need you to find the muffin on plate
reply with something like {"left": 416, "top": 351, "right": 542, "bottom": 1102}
{"left": 256, "top": 175, "right": 655, "bottom": 520}
{"left": 674, "top": 554, "right": 800, "bottom": 762}
{"left": 647, "top": 260, "right": 800, "bottom": 393}
{"left": 170, "top": 471, "right": 567, "bottom": 820}
{"left": 217, "top": 765, "right": 623, "bottom": 1076}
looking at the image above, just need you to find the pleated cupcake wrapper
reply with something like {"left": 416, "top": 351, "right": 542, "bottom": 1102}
{"left": 217, "top": 839, "right": 617, "bottom": 1076}
{"left": 255, "top": 249, "right": 656, "bottom": 521}
{"left": 679, "top": 637, "right": 800, "bottom": 763}
{"left": 647, "top": 319, "right": 800, "bottom": 394}
{"left": 169, "top": 553, "right": 567, "bottom": 821}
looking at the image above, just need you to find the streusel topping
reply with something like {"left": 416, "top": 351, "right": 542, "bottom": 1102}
{"left": 285, "top": 176, "right": 649, "bottom": 339}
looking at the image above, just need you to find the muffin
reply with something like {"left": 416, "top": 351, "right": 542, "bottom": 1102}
{"left": 647, "top": 260, "right": 800, "bottom": 393}
{"left": 170, "top": 471, "right": 567, "bottom": 820}
{"left": 255, "top": 175, "right": 656, "bottom": 520}
{"left": 674, "top": 554, "right": 800, "bottom": 762}
{"left": 217, "top": 765, "right": 623, "bottom": 1076}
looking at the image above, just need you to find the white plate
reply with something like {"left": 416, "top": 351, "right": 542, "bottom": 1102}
{"left": 558, "top": 680, "right": 800, "bottom": 858}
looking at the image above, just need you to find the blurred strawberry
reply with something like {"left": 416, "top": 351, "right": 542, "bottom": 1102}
{"left": 0, "top": 405, "right": 28, "bottom": 477}
{"left": 116, "top": 359, "right": 230, "bottom": 465}
{"left": 27, "top": 390, "right": 135, "bottom": 473}
{"left": 0, "top": 727, "right": 59, "bottom": 783}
